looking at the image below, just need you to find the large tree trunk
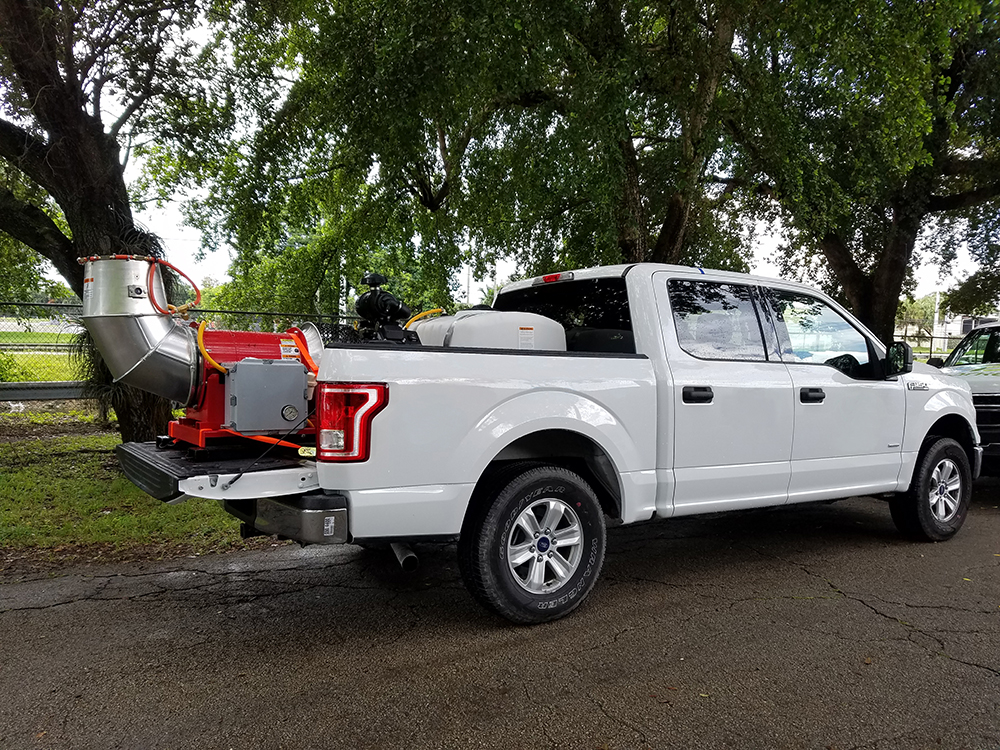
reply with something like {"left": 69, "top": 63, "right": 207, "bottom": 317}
{"left": 616, "top": 134, "right": 647, "bottom": 263}
{"left": 819, "top": 205, "right": 923, "bottom": 346}
{"left": 650, "top": 192, "right": 691, "bottom": 264}
{"left": 650, "top": 4, "right": 737, "bottom": 265}
{"left": 0, "top": 0, "right": 174, "bottom": 442}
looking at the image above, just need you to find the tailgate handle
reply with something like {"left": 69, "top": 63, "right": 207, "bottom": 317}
{"left": 800, "top": 387, "right": 826, "bottom": 403}
{"left": 682, "top": 385, "right": 714, "bottom": 404}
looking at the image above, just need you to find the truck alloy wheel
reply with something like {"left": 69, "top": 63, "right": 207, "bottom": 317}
{"left": 459, "top": 464, "right": 606, "bottom": 624}
{"left": 890, "top": 437, "right": 971, "bottom": 542}
{"left": 506, "top": 497, "right": 584, "bottom": 594}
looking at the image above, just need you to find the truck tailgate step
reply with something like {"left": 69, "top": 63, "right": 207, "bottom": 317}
{"left": 116, "top": 441, "right": 304, "bottom": 502}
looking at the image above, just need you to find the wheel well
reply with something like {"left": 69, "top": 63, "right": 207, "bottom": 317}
{"left": 923, "top": 414, "right": 977, "bottom": 467}
{"left": 471, "top": 430, "right": 623, "bottom": 521}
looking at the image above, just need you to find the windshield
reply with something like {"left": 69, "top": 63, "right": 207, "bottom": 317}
{"left": 944, "top": 328, "right": 1000, "bottom": 367}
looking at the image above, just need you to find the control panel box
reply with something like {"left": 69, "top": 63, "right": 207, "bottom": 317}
{"left": 224, "top": 358, "right": 308, "bottom": 435}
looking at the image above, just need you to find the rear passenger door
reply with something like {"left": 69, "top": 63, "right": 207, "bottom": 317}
{"left": 655, "top": 274, "right": 794, "bottom": 515}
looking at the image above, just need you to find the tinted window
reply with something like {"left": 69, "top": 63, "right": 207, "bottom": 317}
{"left": 494, "top": 278, "right": 635, "bottom": 353}
{"left": 946, "top": 329, "right": 1000, "bottom": 366}
{"left": 766, "top": 289, "right": 874, "bottom": 378}
{"left": 667, "top": 280, "right": 766, "bottom": 361}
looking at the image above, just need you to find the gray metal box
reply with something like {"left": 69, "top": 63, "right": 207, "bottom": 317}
{"left": 224, "top": 358, "right": 309, "bottom": 435}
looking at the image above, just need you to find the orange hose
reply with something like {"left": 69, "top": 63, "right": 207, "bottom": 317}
{"left": 221, "top": 430, "right": 303, "bottom": 449}
{"left": 147, "top": 261, "right": 172, "bottom": 315}
{"left": 405, "top": 308, "right": 444, "bottom": 329}
{"left": 285, "top": 328, "right": 319, "bottom": 373}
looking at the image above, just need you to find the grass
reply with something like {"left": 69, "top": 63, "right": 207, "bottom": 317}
{"left": 0, "top": 331, "right": 76, "bottom": 344}
{"left": 0, "top": 409, "right": 102, "bottom": 427}
{"left": 2, "top": 351, "right": 76, "bottom": 381}
{"left": 0, "top": 433, "right": 245, "bottom": 554}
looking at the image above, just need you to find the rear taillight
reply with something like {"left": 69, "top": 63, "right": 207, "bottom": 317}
{"left": 316, "top": 383, "right": 388, "bottom": 462}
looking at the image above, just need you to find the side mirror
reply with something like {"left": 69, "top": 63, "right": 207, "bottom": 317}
{"left": 885, "top": 341, "right": 913, "bottom": 378}
{"left": 926, "top": 357, "right": 944, "bottom": 368}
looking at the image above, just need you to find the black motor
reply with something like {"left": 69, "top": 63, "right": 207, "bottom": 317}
{"left": 355, "top": 273, "right": 419, "bottom": 343}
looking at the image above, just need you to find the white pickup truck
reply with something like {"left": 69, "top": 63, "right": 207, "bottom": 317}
{"left": 88, "top": 260, "right": 982, "bottom": 624}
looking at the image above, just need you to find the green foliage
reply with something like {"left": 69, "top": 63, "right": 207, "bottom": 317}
{"left": 0, "top": 235, "right": 45, "bottom": 302}
{"left": 0, "top": 164, "right": 62, "bottom": 300}
{"left": 726, "top": 0, "right": 999, "bottom": 337}
{"left": 144, "top": 0, "right": 758, "bottom": 307}
{"left": 0, "top": 350, "right": 26, "bottom": 381}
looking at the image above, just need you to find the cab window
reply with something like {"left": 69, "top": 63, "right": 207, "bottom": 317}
{"left": 667, "top": 280, "right": 767, "bottom": 361}
{"left": 765, "top": 289, "right": 876, "bottom": 379}
{"left": 494, "top": 277, "right": 635, "bottom": 353}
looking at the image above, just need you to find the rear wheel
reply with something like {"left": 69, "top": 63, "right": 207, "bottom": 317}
{"left": 458, "top": 464, "right": 606, "bottom": 624}
{"left": 890, "top": 437, "right": 971, "bottom": 541}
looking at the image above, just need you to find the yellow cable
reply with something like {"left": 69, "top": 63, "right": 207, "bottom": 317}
{"left": 197, "top": 320, "right": 228, "bottom": 374}
{"left": 405, "top": 308, "right": 445, "bottom": 329}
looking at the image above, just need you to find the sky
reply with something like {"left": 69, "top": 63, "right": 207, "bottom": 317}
{"left": 134, "top": 201, "right": 973, "bottom": 308}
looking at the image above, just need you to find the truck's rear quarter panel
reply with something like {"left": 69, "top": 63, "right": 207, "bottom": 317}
{"left": 317, "top": 344, "right": 657, "bottom": 537}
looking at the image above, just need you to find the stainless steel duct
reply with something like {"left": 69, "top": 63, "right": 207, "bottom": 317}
{"left": 81, "top": 257, "right": 200, "bottom": 406}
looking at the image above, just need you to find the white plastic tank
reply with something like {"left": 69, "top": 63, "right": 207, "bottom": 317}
{"left": 411, "top": 310, "right": 565, "bottom": 351}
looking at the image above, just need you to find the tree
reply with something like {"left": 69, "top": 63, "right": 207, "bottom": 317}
{"left": 0, "top": 234, "right": 45, "bottom": 302}
{"left": 0, "top": 0, "right": 204, "bottom": 440}
{"left": 727, "top": 1, "right": 1000, "bottom": 343}
{"left": 896, "top": 294, "right": 940, "bottom": 338}
{"left": 148, "top": 0, "right": 757, "bottom": 312}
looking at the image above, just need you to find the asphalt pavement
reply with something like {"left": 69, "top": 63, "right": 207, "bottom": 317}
{"left": 1, "top": 483, "right": 998, "bottom": 750}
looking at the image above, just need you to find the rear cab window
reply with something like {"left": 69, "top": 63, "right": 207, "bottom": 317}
{"left": 494, "top": 277, "right": 635, "bottom": 353}
{"left": 666, "top": 279, "right": 768, "bottom": 361}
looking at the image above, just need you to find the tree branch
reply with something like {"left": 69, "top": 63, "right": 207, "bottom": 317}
{"left": 818, "top": 231, "right": 870, "bottom": 300}
{"left": 706, "top": 175, "right": 777, "bottom": 198}
{"left": 928, "top": 182, "right": 1000, "bottom": 212}
{"left": 940, "top": 155, "right": 1000, "bottom": 176}
{"left": 503, "top": 89, "right": 568, "bottom": 116}
{"left": 0, "top": 0, "right": 71, "bottom": 125}
{"left": 0, "top": 186, "right": 79, "bottom": 293}
{"left": 109, "top": 9, "right": 174, "bottom": 139}
{"left": 0, "top": 117, "right": 54, "bottom": 189}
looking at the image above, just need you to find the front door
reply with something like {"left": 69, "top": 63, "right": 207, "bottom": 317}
{"left": 762, "top": 287, "right": 905, "bottom": 502}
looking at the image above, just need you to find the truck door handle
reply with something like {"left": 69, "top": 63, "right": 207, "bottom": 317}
{"left": 800, "top": 387, "right": 826, "bottom": 403}
{"left": 682, "top": 386, "right": 714, "bottom": 404}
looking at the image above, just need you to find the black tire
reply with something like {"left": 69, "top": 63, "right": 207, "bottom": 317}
{"left": 458, "top": 464, "right": 606, "bottom": 624}
{"left": 890, "top": 437, "right": 971, "bottom": 542}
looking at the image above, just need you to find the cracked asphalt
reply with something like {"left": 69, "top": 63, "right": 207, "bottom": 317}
{"left": 1, "top": 484, "right": 999, "bottom": 750}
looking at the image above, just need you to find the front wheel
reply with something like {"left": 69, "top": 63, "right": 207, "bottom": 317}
{"left": 458, "top": 464, "right": 606, "bottom": 624}
{"left": 890, "top": 437, "right": 971, "bottom": 542}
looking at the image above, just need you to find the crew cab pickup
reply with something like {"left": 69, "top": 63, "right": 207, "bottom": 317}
{"left": 96, "top": 261, "right": 982, "bottom": 624}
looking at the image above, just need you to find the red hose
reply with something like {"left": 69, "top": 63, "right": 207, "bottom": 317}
{"left": 146, "top": 257, "right": 201, "bottom": 316}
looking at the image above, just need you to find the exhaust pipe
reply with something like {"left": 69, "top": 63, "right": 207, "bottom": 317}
{"left": 81, "top": 257, "right": 200, "bottom": 406}
{"left": 390, "top": 542, "right": 419, "bottom": 572}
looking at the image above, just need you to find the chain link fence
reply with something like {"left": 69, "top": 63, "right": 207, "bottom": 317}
{"left": 897, "top": 333, "right": 967, "bottom": 362}
{"left": 0, "top": 303, "right": 83, "bottom": 389}
{"left": 1, "top": 302, "right": 357, "bottom": 400}
{"left": 3, "top": 301, "right": 972, "bottom": 401}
